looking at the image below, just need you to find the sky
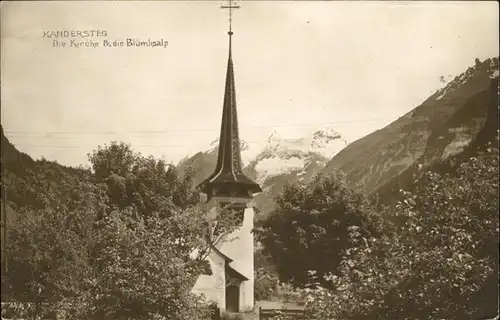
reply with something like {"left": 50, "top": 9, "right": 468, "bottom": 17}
{"left": 1, "top": 1, "right": 499, "bottom": 167}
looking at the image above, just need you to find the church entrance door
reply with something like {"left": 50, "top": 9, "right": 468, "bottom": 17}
{"left": 226, "top": 285, "right": 239, "bottom": 312}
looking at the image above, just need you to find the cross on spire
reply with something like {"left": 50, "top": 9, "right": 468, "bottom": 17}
{"left": 221, "top": 0, "right": 240, "bottom": 35}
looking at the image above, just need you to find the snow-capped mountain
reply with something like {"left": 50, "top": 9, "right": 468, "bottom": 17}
{"left": 435, "top": 58, "right": 499, "bottom": 101}
{"left": 248, "top": 128, "right": 347, "bottom": 186}
{"left": 324, "top": 56, "right": 499, "bottom": 202}
{"left": 177, "top": 128, "right": 348, "bottom": 215}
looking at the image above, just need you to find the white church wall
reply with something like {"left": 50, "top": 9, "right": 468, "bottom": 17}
{"left": 191, "top": 250, "right": 226, "bottom": 310}
{"left": 191, "top": 199, "right": 256, "bottom": 312}
{"left": 218, "top": 206, "right": 255, "bottom": 311}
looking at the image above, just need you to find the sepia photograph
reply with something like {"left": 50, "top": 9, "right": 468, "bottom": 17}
{"left": 1, "top": 1, "right": 499, "bottom": 319}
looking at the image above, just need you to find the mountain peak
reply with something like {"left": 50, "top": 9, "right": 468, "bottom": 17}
{"left": 312, "top": 128, "right": 343, "bottom": 144}
{"left": 323, "top": 56, "right": 499, "bottom": 198}
{"left": 435, "top": 57, "right": 499, "bottom": 101}
{"left": 177, "top": 127, "right": 349, "bottom": 214}
{"left": 268, "top": 130, "right": 285, "bottom": 144}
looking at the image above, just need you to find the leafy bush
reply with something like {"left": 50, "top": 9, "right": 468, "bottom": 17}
{"left": 254, "top": 248, "right": 279, "bottom": 300}
{"left": 297, "top": 147, "right": 499, "bottom": 320}
{"left": 2, "top": 142, "right": 221, "bottom": 320}
{"left": 256, "top": 172, "right": 386, "bottom": 288}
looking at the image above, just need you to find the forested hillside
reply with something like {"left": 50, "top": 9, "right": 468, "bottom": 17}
{"left": 324, "top": 58, "right": 499, "bottom": 200}
{"left": 1, "top": 133, "right": 222, "bottom": 320}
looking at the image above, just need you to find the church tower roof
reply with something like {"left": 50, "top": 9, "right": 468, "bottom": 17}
{"left": 198, "top": 27, "right": 262, "bottom": 199}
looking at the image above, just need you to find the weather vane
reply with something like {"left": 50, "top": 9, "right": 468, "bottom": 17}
{"left": 221, "top": 0, "right": 240, "bottom": 35}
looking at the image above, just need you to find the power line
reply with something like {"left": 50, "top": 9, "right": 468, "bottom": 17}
{"left": 9, "top": 144, "right": 188, "bottom": 149}
{"left": 7, "top": 135, "right": 354, "bottom": 149}
{"left": 7, "top": 137, "right": 344, "bottom": 148}
{"left": 3, "top": 117, "right": 396, "bottom": 136}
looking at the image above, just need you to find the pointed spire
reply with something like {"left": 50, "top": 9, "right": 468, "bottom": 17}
{"left": 198, "top": 18, "right": 261, "bottom": 199}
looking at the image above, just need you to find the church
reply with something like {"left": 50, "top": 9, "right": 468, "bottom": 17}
{"left": 190, "top": 4, "right": 262, "bottom": 314}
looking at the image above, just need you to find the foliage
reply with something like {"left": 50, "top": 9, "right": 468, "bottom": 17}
{"left": 84, "top": 207, "right": 211, "bottom": 320}
{"left": 207, "top": 301, "right": 221, "bottom": 320}
{"left": 2, "top": 154, "right": 92, "bottom": 212}
{"left": 2, "top": 176, "right": 104, "bottom": 319}
{"left": 88, "top": 141, "right": 200, "bottom": 213}
{"left": 2, "top": 141, "right": 225, "bottom": 320}
{"left": 254, "top": 247, "right": 279, "bottom": 301}
{"left": 294, "top": 147, "right": 499, "bottom": 320}
{"left": 256, "top": 172, "right": 386, "bottom": 287}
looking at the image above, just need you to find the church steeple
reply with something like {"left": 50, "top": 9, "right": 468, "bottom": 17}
{"left": 199, "top": 8, "right": 262, "bottom": 199}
